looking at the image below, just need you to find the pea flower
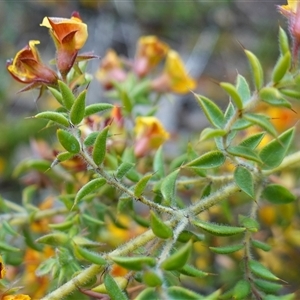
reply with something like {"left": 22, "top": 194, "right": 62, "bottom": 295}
{"left": 151, "top": 50, "right": 196, "bottom": 94}
{"left": 6, "top": 40, "right": 58, "bottom": 91}
{"left": 134, "top": 116, "right": 170, "bottom": 157}
{"left": 95, "top": 49, "right": 127, "bottom": 89}
{"left": 40, "top": 12, "right": 89, "bottom": 77}
{"left": 134, "top": 35, "right": 169, "bottom": 77}
{"left": 279, "top": 1, "right": 300, "bottom": 58}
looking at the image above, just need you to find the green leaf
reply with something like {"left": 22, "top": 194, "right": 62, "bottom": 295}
{"left": 179, "top": 264, "right": 208, "bottom": 278}
{"left": 245, "top": 49, "right": 264, "bottom": 90}
{"left": 244, "top": 113, "right": 277, "bottom": 137}
{"left": 56, "top": 151, "right": 75, "bottom": 162}
{"left": 58, "top": 80, "right": 75, "bottom": 110}
{"left": 161, "top": 240, "right": 192, "bottom": 271}
{"left": 92, "top": 126, "right": 109, "bottom": 165}
{"left": 234, "top": 166, "right": 254, "bottom": 198}
{"left": 111, "top": 256, "right": 156, "bottom": 271}
{"left": 239, "top": 132, "right": 265, "bottom": 149}
{"left": 194, "top": 94, "right": 225, "bottom": 128}
{"left": 251, "top": 239, "right": 271, "bottom": 252}
{"left": 161, "top": 169, "right": 179, "bottom": 205}
{"left": 153, "top": 146, "right": 165, "bottom": 178}
{"left": 185, "top": 150, "right": 226, "bottom": 169}
{"left": 134, "top": 173, "right": 153, "bottom": 197}
{"left": 249, "top": 260, "right": 280, "bottom": 281}
{"left": 0, "top": 241, "right": 20, "bottom": 252}
{"left": 231, "top": 118, "right": 252, "bottom": 130}
{"left": 104, "top": 274, "right": 128, "bottom": 300}
{"left": 193, "top": 219, "right": 245, "bottom": 236}
{"left": 279, "top": 27, "right": 290, "bottom": 55}
{"left": 74, "top": 178, "right": 106, "bottom": 207}
{"left": 280, "top": 88, "right": 300, "bottom": 99}
{"left": 254, "top": 279, "right": 282, "bottom": 293}
{"left": 36, "top": 232, "right": 69, "bottom": 246}
{"left": 74, "top": 245, "right": 106, "bottom": 265}
{"left": 233, "top": 279, "right": 251, "bottom": 300}
{"left": 259, "top": 127, "right": 295, "bottom": 169}
{"left": 135, "top": 288, "right": 159, "bottom": 300}
{"left": 262, "top": 184, "right": 296, "bottom": 204}
{"left": 209, "top": 244, "right": 244, "bottom": 254}
{"left": 83, "top": 132, "right": 98, "bottom": 147}
{"left": 115, "top": 161, "right": 134, "bottom": 180}
{"left": 272, "top": 51, "right": 291, "bottom": 83}
{"left": 48, "top": 86, "right": 63, "bottom": 105}
{"left": 199, "top": 127, "right": 227, "bottom": 142}
{"left": 220, "top": 82, "right": 243, "bottom": 109}
{"left": 150, "top": 211, "right": 173, "bottom": 239}
{"left": 238, "top": 215, "right": 260, "bottom": 232}
{"left": 35, "top": 112, "right": 69, "bottom": 127}
{"left": 236, "top": 74, "right": 251, "bottom": 105}
{"left": 142, "top": 271, "right": 163, "bottom": 287}
{"left": 227, "top": 146, "right": 261, "bottom": 163}
{"left": 259, "top": 87, "right": 292, "bottom": 109}
{"left": 70, "top": 89, "right": 86, "bottom": 125}
{"left": 167, "top": 286, "right": 204, "bottom": 300}
{"left": 57, "top": 129, "right": 80, "bottom": 154}
{"left": 84, "top": 103, "right": 114, "bottom": 117}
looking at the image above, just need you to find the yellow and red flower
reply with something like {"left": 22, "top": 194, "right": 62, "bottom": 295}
{"left": 134, "top": 36, "right": 169, "bottom": 77}
{"left": 40, "top": 12, "right": 90, "bottom": 76}
{"left": 151, "top": 50, "right": 196, "bottom": 94}
{"left": 95, "top": 49, "right": 127, "bottom": 89}
{"left": 134, "top": 116, "right": 170, "bottom": 157}
{"left": 6, "top": 40, "right": 58, "bottom": 91}
{"left": 279, "top": 1, "right": 300, "bottom": 57}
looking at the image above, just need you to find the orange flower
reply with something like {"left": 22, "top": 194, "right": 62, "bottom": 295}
{"left": 6, "top": 40, "right": 58, "bottom": 91}
{"left": 2, "top": 295, "right": 31, "bottom": 300}
{"left": 95, "top": 49, "right": 127, "bottom": 89}
{"left": 40, "top": 12, "right": 89, "bottom": 76}
{"left": 151, "top": 50, "right": 196, "bottom": 94}
{"left": 134, "top": 36, "right": 169, "bottom": 76}
{"left": 134, "top": 116, "right": 169, "bottom": 157}
{"left": 22, "top": 247, "right": 54, "bottom": 298}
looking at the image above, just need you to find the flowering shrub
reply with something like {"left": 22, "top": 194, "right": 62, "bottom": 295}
{"left": 1, "top": 3, "right": 300, "bottom": 299}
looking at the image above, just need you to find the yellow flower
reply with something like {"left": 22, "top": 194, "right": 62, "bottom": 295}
{"left": 134, "top": 116, "right": 170, "bottom": 157}
{"left": 40, "top": 12, "right": 88, "bottom": 50}
{"left": 0, "top": 255, "right": 6, "bottom": 279}
{"left": 279, "top": 0, "right": 298, "bottom": 15}
{"left": 2, "top": 295, "right": 31, "bottom": 300}
{"left": 151, "top": 50, "right": 196, "bottom": 94}
{"left": 6, "top": 40, "right": 58, "bottom": 90}
{"left": 134, "top": 36, "right": 169, "bottom": 76}
{"left": 40, "top": 12, "right": 89, "bottom": 76}
{"left": 165, "top": 50, "right": 196, "bottom": 93}
{"left": 95, "top": 49, "right": 126, "bottom": 89}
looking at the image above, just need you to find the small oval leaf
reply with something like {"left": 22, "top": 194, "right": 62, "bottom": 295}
{"left": 35, "top": 112, "right": 69, "bottom": 127}
{"left": 234, "top": 166, "right": 255, "bottom": 198}
{"left": 161, "top": 169, "right": 179, "bottom": 206}
{"left": 262, "top": 184, "right": 296, "bottom": 204}
{"left": 186, "top": 150, "right": 226, "bottom": 169}
{"left": 92, "top": 126, "right": 109, "bottom": 165}
{"left": 249, "top": 260, "right": 280, "bottom": 281}
{"left": 111, "top": 256, "right": 156, "bottom": 271}
{"left": 161, "top": 240, "right": 192, "bottom": 271}
{"left": 150, "top": 211, "right": 173, "bottom": 239}
{"left": 84, "top": 103, "right": 114, "bottom": 117}
{"left": 194, "top": 94, "right": 225, "bottom": 128}
{"left": 57, "top": 129, "right": 80, "bottom": 154}
{"left": 209, "top": 244, "right": 244, "bottom": 254}
{"left": 220, "top": 82, "right": 243, "bottom": 109}
{"left": 245, "top": 50, "right": 264, "bottom": 90}
{"left": 70, "top": 89, "right": 86, "bottom": 125}
{"left": 193, "top": 219, "right": 245, "bottom": 236}
{"left": 58, "top": 80, "right": 75, "bottom": 110}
